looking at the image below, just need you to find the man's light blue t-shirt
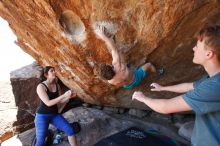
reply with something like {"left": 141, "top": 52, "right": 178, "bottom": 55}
{"left": 183, "top": 72, "right": 220, "bottom": 146}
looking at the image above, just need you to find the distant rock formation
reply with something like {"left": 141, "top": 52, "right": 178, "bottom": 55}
{"left": 0, "top": 0, "right": 220, "bottom": 108}
{"left": 10, "top": 62, "right": 42, "bottom": 133}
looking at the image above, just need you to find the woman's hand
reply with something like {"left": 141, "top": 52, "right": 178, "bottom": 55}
{"left": 64, "top": 90, "right": 72, "bottom": 98}
{"left": 64, "top": 90, "right": 77, "bottom": 99}
{"left": 150, "top": 83, "right": 163, "bottom": 91}
{"left": 70, "top": 90, "right": 77, "bottom": 98}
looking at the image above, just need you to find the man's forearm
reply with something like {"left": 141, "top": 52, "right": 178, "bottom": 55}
{"left": 142, "top": 98, "right": 168, "bottom": 114}
{"left": 161, "top": 83, "right": 193, "bottom": 93}
{"left": 141, "top": 95, "right": 192, "bottom": 114}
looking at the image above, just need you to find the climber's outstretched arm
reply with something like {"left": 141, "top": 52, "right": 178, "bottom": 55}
{"left": 95, "top": 26, "right": 126, "bottom": 71}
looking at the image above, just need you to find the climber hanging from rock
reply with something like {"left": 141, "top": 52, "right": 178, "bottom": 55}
{"left": 94, "top": 25, "right": 161, "bottom": 88}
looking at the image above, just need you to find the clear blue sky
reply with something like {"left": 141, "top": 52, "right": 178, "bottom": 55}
{"left": 0, "top": 17, "right": 34, "bottom": 80}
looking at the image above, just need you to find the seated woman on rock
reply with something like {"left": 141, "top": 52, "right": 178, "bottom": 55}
{"left": 35, "top": 66, "right": 77, "bottom": 146}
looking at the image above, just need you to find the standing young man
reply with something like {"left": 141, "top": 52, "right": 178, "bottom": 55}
{"left": 132, "top": 24, "right": 220, "bottom": 146}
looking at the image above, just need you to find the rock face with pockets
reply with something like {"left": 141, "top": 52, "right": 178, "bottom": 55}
{"left": 0, "top": 0, "right": 220, "bottom": 109}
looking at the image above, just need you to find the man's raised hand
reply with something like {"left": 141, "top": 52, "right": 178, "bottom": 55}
{"left": 132, "top": 91, "right": 146, "bottom": 103}
{"left": 150, "top": 83, "right": 163, "bottom": 91}
{"left": 95, "top": 25, "right": 112, "bottom": 40}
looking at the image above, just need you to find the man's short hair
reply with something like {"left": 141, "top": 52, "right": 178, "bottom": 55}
{"left": 197, "top": 24, "right": 220, "bottom": 61}
{"left": 98, "top": 64, "right": 116, "bottom": 80}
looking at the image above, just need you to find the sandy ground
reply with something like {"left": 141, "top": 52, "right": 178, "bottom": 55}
{"left": 0, "top": 79, "right": 18, "bottom": 142}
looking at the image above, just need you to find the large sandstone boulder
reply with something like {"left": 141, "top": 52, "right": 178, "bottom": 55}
{"left": 0, "top": 0, "right": 220, "bottom": 109}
